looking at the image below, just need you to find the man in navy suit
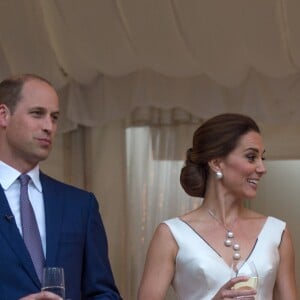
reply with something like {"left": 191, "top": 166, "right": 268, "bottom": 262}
{"left": 0, "top": 74, "right": 122, "bottom": 299}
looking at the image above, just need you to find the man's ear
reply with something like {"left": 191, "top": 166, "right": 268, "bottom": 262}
{"left": 0, "top": 104, "right": 11, "bottom": 127}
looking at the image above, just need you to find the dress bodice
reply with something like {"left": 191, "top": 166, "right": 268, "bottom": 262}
{"left": 164, "top": 216, "right": 285, "bottom": 300}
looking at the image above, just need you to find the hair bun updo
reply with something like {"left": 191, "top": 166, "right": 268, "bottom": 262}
{"left": 180, "top": 148, "right": 208, "bottom": 198}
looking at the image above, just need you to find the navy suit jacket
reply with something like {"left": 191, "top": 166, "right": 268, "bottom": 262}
{"left": 0, "top": 172, "right": 121, "bottom": 300}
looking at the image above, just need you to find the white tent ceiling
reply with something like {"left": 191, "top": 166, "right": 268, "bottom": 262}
{"left": 1, "top": 0, "right": 300, "bottom": 157}
{"left": 2, "top": 0, "right": 300, "bottom": 83}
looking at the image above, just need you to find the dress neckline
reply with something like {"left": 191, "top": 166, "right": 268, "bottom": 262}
{"left": 177, "top": 216, "right": 269, "bottom": 269}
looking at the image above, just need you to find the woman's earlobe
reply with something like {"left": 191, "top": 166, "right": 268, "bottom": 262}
{"left": 215, "top": 170, "right": 223, "bottom": 179}
{"left": 208, "top": 159, "right": 224, "bottom": 180}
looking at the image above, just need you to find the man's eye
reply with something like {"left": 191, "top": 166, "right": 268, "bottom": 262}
{"left": 52, "top": 115, "right": 59, "bottom": 122}
{"left": 31, "top": 111, "right": 42, "bottom": 116}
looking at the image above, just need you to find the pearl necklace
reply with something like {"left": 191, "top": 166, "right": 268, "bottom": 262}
{"left": 208, "top": 209, "right": 241, "bottom": 261}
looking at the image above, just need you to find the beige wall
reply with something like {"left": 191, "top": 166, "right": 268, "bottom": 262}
{"left": 253, "top": 160, "right": 300, "bottom": 290}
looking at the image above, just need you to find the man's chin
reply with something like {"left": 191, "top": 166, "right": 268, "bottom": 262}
{"left": 34, "top": 151, "right": 51, "bottom": 162}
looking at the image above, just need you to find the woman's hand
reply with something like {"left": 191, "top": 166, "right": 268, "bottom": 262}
{"left": 212, "top": 276, "right": 257, "bottom": 299}
{"left": 19, "top": 291, "right": 63, "bottom": 300}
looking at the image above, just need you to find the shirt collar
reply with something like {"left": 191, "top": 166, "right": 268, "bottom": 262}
{"left": 0, "top": 161, "right": 42, "bottom": 192}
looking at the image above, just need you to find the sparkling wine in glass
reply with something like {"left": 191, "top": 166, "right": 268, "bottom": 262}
{"left": 41, "top": 267, "right": 65, "bottom": 299}
{"left": 231, "top": 260, "right": 258, "bottom": 291}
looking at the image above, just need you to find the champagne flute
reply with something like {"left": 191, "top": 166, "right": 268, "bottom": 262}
{"left": 41, "top": 267, "right": 65, "bottom": 299}
{"left": 231, "top": 260, "right": 258, "bottom": 291}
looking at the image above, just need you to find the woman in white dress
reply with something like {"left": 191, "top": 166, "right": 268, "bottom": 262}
{"left": 138, "top": 113, "right": 297, "bottom": 300}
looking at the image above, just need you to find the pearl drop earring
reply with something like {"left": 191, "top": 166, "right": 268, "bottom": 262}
{"left": 215, "top": 170, "right": 223, "bottom": 179}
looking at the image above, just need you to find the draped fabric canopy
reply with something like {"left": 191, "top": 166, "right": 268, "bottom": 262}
{"left": 1, "top": 0, "right": 300, "bottom": 156}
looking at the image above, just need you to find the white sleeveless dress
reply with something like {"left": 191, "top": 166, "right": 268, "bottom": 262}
{"left": 164, "top": 216, "right": 285, "bottom": 300}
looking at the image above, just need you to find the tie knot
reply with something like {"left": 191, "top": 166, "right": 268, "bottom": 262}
{"left": 19, "top": 174, "right": 31, "bottom": 186}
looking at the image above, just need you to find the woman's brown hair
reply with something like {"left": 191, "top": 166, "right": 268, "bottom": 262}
{"left": 180, "top": 113, "right": 260, "bottom": 197}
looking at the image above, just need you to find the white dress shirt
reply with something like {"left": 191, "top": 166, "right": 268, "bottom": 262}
{"left": 0, "top": 161, "right": 46, "bottom": 256}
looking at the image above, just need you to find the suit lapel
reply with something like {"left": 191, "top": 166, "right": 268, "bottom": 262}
{"left": 0, "top": 185, "right": 41, "bottom": 288}
{"left": 41, "top": 173, "right": 64, "bottom": 267}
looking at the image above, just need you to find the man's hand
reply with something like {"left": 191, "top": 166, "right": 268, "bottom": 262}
{"left": 19, "top": 291, "right": 63, "bottom": 300}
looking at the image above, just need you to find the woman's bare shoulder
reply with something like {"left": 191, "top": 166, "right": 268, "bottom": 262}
{"left": 243, "top": 208, "right": 267, "bottom": 220}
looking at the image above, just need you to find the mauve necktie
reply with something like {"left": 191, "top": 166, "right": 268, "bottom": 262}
{"left": 19, "top": 174, "right": 45, "bottom": 282}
